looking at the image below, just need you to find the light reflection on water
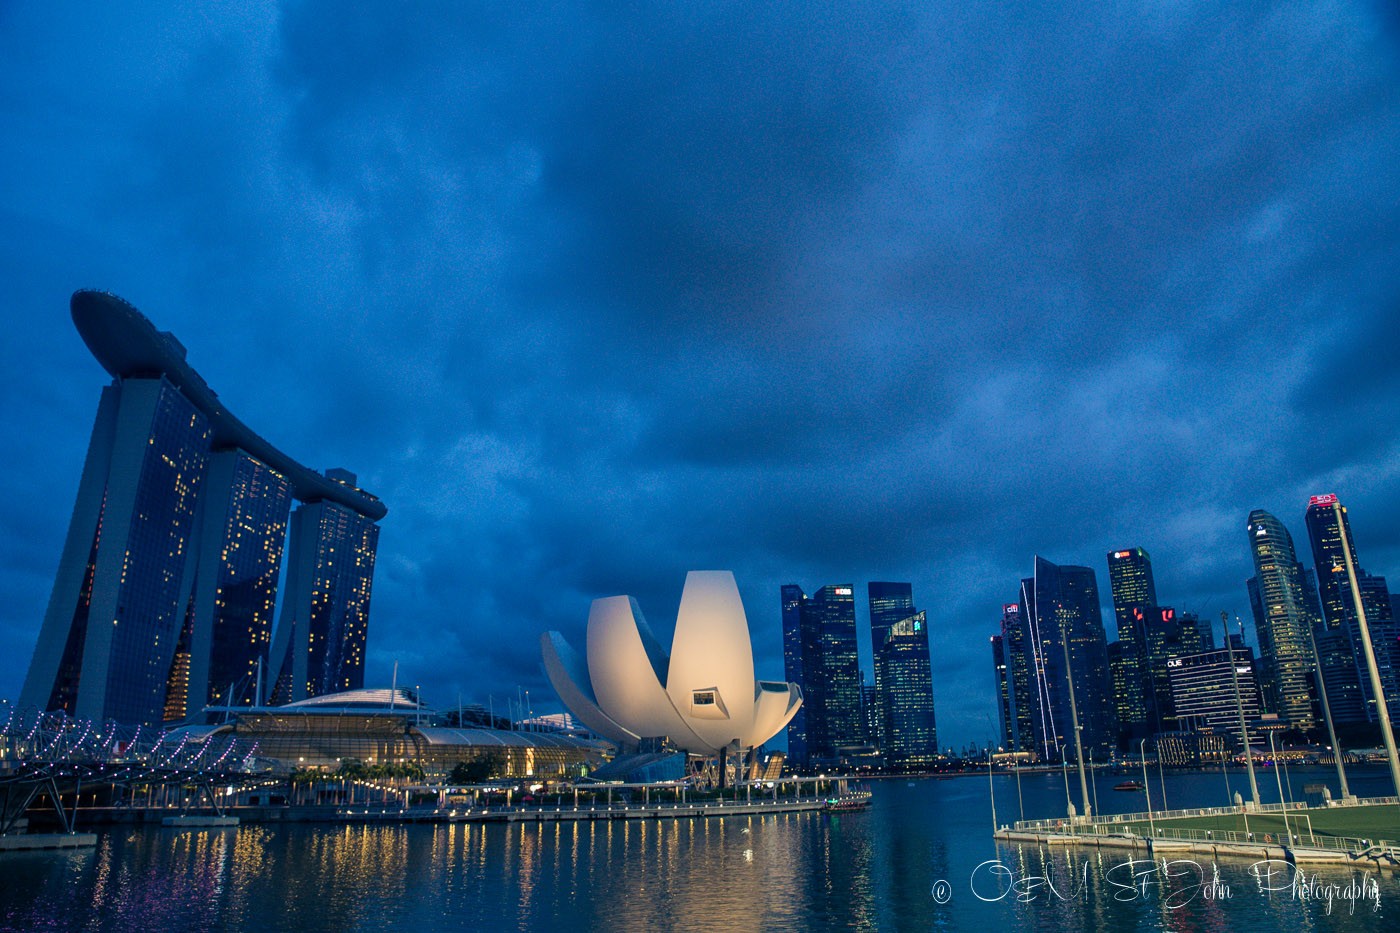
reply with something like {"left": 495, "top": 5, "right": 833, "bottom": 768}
{"left": 1, "top": 768, "right": 1398, "bottom": 931}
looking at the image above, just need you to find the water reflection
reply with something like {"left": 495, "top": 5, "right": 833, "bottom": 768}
{"left": 1, "top": 771, "right": 1398, "bottom": 931}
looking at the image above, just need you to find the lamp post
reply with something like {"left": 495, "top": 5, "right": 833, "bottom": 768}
{"left": 988, "top": 747, "right": 997, "bottom": 833}
{"left": 1140, "top": 738, "right": 1155, "bottom": 839}
{"left": 1059, "top": 620, "right": 1092, "bottom": 819}
{"left": 1305, "top": 592, "right": 1351, "bottom": 799}
{"left": 1060, "top": 743, "right": 1072, "bottom": 816}
{"left": 1333, "top": 498, "right": 1400, "bottom": 797}
{"left": 1269, "top": 730, "right": 1293, "bottom": 846}
{"left": 1225, "top": 612, "right": 1261, "bottom": 807}
{"left": 1015, "top": 757, "right": 1025, "bottom": 822}
{"left": 1157, "top": 749, "right": 1168, "bottom": 812}
{"left": 1089, "top": 747, "right": 1099, "bottom": 818}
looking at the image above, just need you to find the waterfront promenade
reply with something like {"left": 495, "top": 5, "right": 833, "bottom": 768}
{"left": 995, "top": 795, "right": 1400, "bottom": 867}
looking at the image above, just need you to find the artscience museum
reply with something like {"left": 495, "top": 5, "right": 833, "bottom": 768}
{"left": 541, "top": 571, "right": 802, "bottom": 760}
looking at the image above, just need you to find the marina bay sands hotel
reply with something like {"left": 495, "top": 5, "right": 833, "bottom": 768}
{"left": 20, "top": 291, "right": 386, "bottom": 726}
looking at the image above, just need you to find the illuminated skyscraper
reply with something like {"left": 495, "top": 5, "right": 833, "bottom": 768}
{"left": 991, "top": 630, "right": 1012, "bottom": 750}
{"left": 1016, "top": 557, "right": 1116, "bottom": 759}
{"left": 868, "top": 583, "right": 937, "bottom": 766}
{"left": 781, "top": 583, "right": 861, "bottom": 767}
{"left": 1107, "top": 547, "right": 1155, "bottom": 737}
{"left": 997, "top": 602, "right": 1037, "bottom": 755}
{"left": 1305, "top": 494, "right": 1400, "bottom": 724}
{"left": 1167, "top": 645, "right": 1262, "bottom": 741}
{"left": 269, "top": 484, "right": 381, "bottom": 703}
{"left": 1019, "top": 551, "right": 1114, "bottom": 756}
{"left": 19, "top": 291, "right": 386, "bottom": 725}
{"left": 22, "top": 376, "right": 210, "bottom": 725}
{"left": 1245, "top": 509, "right": 1316, "bottom": 728}
{"left": 867, "top": 581, "right": 912, "bottom": 750}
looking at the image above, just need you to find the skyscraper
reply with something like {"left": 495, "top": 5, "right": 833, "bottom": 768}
{"left": 19, "top": 291, "right": 386, "bottom": 726}
{"left": 23, "top": 377, "right": 211, "bottom": 725}
{"left": 868, "top": 583, "right": 937, "bottom": 766}
{"left": 998, "top": 602, "right": 1037, "bottom": 755}
{"left": 780, "top": 584, "right": 861, "bottom": 767}
{"left": 269, "top": 488, "right": 381, "bottom": 703}
{"left": 991, "top": 631, "right": 1012, "bottom": 751}
{"left": 867, "top": 581, "right": 913, "bottom": 751}
{"left": 1168, "top": 645, "right": 1263, "bottom": 740}
{"left": 780, "top": 584, "right": 810, "bottom": 767}
{"left": 1107, "top": 548, "right": 1156, "bottom": 738}
{"left": 1135, "top": 605, "right": 1209, "bottom": 733}
{"left": 1305, "top": 494, "right": 1400, "bottom": 724}
{"left": 1015, "top": 557, "right": 1116, "bottom": 760}
{"left": 1245, "top": 509, "right": 1316, "bottom": 728}
{"left": 169, "top": 451, "right": 294, "bottom": 720}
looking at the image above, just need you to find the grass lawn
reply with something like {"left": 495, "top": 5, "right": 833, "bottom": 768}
{"left": 1116, "top": 803, "right": 1400, "bottom": 843}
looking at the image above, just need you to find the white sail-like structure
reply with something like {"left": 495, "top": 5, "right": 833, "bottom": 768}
{"left": 541, "top": 571, "right": 802, "bottom": 756}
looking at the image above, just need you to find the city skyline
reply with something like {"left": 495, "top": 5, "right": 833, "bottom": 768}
{"left": 3, "top": 4, "right": 1400, "bottom": 751}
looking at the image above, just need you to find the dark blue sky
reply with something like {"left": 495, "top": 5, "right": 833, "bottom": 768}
{"left": 2, "top": 3, "right": 1399, "bottom": 750}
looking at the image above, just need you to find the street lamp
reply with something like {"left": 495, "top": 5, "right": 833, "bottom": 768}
{"left": 1140, "top": 739, "right": 1155, "bottom": 839}
{"left": 1060, "top": 743, "right": 1072, "bottom": 816}
{"left": 1268, "top": 730, "right": 1293, "bottom": 846}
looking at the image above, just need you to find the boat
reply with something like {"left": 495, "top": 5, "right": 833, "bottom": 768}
{"left": 823, "top": 791, "right": 872, "bottom": 812}
{"left": 1113, "top": 780, "right": 1144, "bottom": 792}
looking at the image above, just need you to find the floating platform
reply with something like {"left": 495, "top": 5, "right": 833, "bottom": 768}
{"left": 161, "top": 815, "right": 239, "bottom": 828}
{"left": 0, "top": 833, "right": 98, "bottom": 851}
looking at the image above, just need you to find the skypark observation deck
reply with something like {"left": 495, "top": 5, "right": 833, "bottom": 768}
{"left": 71, "top": 289, "right": 385, "bottom": 520}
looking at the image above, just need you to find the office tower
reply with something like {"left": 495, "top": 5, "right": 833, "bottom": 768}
{"left": 1107, "top": 640, "right": 1132, "bottom": 743}
{"left": 1305, "top": 494, "right": 1400, "bottom": 723}
{"left": 869, "top": 583, "right": 937, "bottom": 766}
{"left": 1016, "top": 557, "right": 1116, "bottom": 759}
{"left": 780, "top": 584, "right": 861, "bottom": 767}
{"left": 860, "top": 675, "right": 879, "bottom": 747}
{"left": 1168, "top": 646, "right": 1263, "bottom": 742}
{"left": 1245, "top": 509, "right": 1316, "bottom": 728}
{"left": 269, "top": 484, "right": 381, "bottom": 703}
{"left": 998, "top": 602, "right": 1038, "bottom": 755}
{"left": 1107, "top": 548, "right": 1155, "bottom": 736}
{"left": 1185, "top": 612, "right": 1215, "bottom": 651}
{"left": 780, "top": 585, "right": 810, "bottom": 767}
{"left": 867, "top": 581, "right": 913, "bottom": 750}
{"left": 1135, "top": 605, "right": 1210, "bottom": 733}
{"left": 20, "top": 291, "right": 386, "bottom": 725}
{"left": 991, "top": 632, "right": 1012, "bottom": 750}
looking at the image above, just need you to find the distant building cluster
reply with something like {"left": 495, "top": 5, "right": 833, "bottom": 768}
{"left": 782, "top": 582, "right": 938, "bottom": 771}
{"left": 20, "top": 291, "right": 385, "bottom": 727}
{"left": 990, "top": 495, "right": 1400, "bottom": 761}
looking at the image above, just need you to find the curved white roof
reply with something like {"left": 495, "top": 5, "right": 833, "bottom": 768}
{"left": 541, "top": 571, "right": 801, "bottom": 756}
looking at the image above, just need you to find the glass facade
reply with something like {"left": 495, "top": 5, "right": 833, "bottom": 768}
{"left": 1015, "top": 557, "right": 1116, "bottom": 760}
{"left": 1107, "top": 547, "right": 1155, "bottom": 738}
{"left": 780, "top": 584, "right": 861, "bottom": 767}
{"left": 1245, "top": 509, "right": 1317, "bottom": 728}
{"left": 877, "top": 609, "right": 938, "bottom": 765}
{"left": 867, "top": 581, "right": 909, "bottom": 753}
{"left": 271, "top": 496, "right": 380, "bottom": 703}
{"left": 1305, "top": 496, "right": 1400, "bottom": 724}
{"left": 22, "top": 296, "right": 385, "bottom": 727}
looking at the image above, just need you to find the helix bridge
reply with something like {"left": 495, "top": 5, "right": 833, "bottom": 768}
{"left": 0, "top": 706, "right": 274, "bottom": 835}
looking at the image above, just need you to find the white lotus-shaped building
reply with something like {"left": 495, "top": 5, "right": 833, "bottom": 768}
{"left": 541, "top": 571, "right": 802, "bottom": 757}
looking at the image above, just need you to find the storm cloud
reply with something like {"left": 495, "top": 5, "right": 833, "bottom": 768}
{"left": 2, "top": 2, "right": 1398, "bottom": 748}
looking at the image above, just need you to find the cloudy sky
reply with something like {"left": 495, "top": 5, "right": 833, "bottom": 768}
{"left": 2, "top": 2, "right": 1398, "bottom": 750}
